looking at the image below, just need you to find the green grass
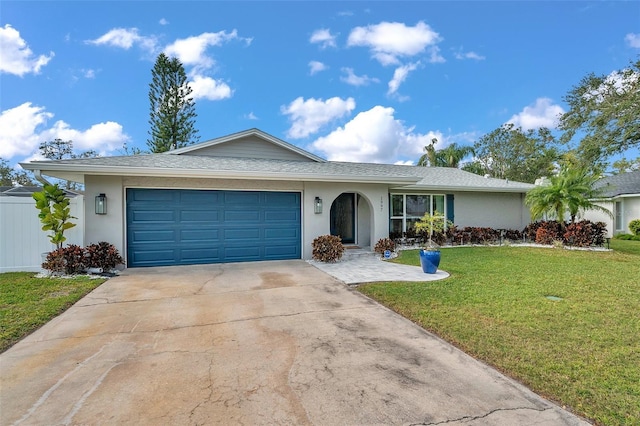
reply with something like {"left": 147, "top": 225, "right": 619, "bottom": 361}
{"left": 358, "top": 242, "right": 640, "bottom": 425}
{"left": 610, "top": 238, "right": 640, "bottom": 256}
{"left": 0, "top": 272, "right": 106, "bottom": 353}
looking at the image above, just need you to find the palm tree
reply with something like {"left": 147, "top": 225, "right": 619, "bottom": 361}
{"left": 437, "top": 143, "right": 475, "bottom": 168}
{"left": 525, "top": 165, "right": 612, "bottom": 225}
{"left": 417, "top": 139, "right": 474, "bottom": 168}
{"left": 417, "top": 138, "right": 438, "bottom": 166}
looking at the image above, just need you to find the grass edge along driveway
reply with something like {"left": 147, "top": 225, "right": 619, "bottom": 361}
{"left": 358, "top": 241, "right": 639, "bottom": 426}
{"left": 0, "top": 273, "right": 107, "bottom": 353}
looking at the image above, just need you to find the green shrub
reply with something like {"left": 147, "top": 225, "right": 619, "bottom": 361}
{"left": 42, "top": 244, "right": 86, "bottom": 275}
{"left": 374, "top": 238, "right": 396, "bottom": 256}
{"left": 33, "top": 184, "right": 76, "bottom": 249}
{"left": 564, "top": 220, "right": 607, "bottom": 247}
{"left": 613, "top": 233, "right": 640, "bottom": 241}
{"left": 629, "top": 219, "right": 640, "bottom": 236}
{"left": 312, "top": 235, "right": 345, "bottom": 262}
{"left": 85, "top": 242, "right": 125, "bottom": 272}
{"left": 535, "top": 227, "right": 558, "bottom": 245}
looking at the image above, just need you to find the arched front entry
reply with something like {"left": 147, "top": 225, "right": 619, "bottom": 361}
{"left": 330, "top": 192, "right": 373, "bottom": 248}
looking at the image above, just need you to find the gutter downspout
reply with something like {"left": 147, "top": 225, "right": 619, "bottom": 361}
{"left": 33, "top": 170, "right": 53, "bottom": 186}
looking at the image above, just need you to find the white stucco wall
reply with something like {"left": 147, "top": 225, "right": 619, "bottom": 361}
{"left": 581, "top": 201, "right": 614, "bottom": 237}
{"left": 582, "top": 197, "right": 640, "bottom": 236}
{"left": 453, "top": 191, "right": 531, "bottom": 230}
{"left": 84, "top": 175, "right": 125, "bottom": 255}
{"left": 302, "top": 182, "right": 389, "bottom": 258}
{"left": 82, "top": 174, "right": 534, "bottom": 266}
{"left": 624, "top": 197, "right": 640, "bottom": 234}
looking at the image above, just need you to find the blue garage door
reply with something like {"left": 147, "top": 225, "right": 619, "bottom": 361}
{"left": 126, "top": 189, "right": 301, "bottom": 267}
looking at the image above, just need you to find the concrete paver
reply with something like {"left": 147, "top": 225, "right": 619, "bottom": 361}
{"left": 308, "top": 249, "right": 449, "bottom": 284}
{"left": 0, "top": 260, "right": 589, "bottom": 425}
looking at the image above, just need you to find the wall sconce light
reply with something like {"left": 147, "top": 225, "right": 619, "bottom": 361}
{"left": 314, "top": 196, "right": 323, "bottom": 214}
{"left": 95, "top": 193, "right": 107, "bottom": 215}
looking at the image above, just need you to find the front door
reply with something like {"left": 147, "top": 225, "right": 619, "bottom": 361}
{"left": 330, "top": 193, "right": 355, "bottom": 244}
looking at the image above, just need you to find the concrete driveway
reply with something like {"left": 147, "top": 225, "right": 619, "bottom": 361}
{"left": 1, "top": 261, "right": 588, "bottom": 425}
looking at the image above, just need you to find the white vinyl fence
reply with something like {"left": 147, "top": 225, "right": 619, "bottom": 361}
{"left": 0, "top": 195, "right": 84, "bottom": 272}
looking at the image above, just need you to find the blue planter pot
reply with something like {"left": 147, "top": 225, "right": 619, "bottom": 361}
{"left": 419, "top": 249, "right": 441, "bottom": 274}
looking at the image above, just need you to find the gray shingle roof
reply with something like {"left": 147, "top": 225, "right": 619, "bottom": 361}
{"left": 595, "top": 170, "right": 640, "bottom": 197}
{"left": 22, "top": 153, "right": 533, "bottom": 192}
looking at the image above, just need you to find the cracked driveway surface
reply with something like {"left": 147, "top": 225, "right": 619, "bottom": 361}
{"left": 1, "top": 261, "right": 588, "bottom": 425}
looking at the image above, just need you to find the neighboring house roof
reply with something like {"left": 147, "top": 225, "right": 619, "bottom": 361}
{"left": 20, "top": 128, "right": 534, "bottom": 193}
{"left": 595, "top": 170, "right": 640, "bottom": 197}
{"left": 0, "top": 186, "right": 80, "bottom": 197}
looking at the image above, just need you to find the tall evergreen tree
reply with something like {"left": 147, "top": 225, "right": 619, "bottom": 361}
{"left": 147, "top": 53, "right": 199, "bottom": 153}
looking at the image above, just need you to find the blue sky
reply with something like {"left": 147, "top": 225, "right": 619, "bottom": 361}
{"left": 1, "top": 1, "right": 639, "bottom": 170}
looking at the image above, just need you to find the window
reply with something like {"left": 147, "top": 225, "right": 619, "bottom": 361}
{"left": 390, "top": 193, "right": 448, "bottom": 234}
{"left": 615, "top": 201, "right": 623, "bottom": 231}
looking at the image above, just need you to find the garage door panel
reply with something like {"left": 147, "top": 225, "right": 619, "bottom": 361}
{"left": 132, "top": 210, "right": 175, "bottom": 222}
{"left": 265, "top": 192, "right": 299, "bottom": 205}
{"left": 181, "top": 248, "right": 220, "bottom": 263}
{"left": 264, "top": 210, "right": 299, "bottom": 222}
{"left": 225, "top": 246, "right": 261, "bottom": 260}
{"left": 223, "top": 228, "right": 261, "bottom": 240}
{"left": 265, "top": 245, "right": 299, "bottom": 258}
{"left": 180, "top": 210, "right": 220, "bottom": 222}
{"left": 127, "top": 189, "right": 300, "bottom": 267}
{"left": 224, "top": 210, "right": 260, "bottom": 222}
{"left": 264, "top": 228, "right": 298, "bottom": 239}
{"left": 132, "top": 249, "right": 176, "bottom": 264}
{"left": 131, "top": 190, "right": 175, "bottom": 202}
{"left": 180, "top": 229, "right": 219, "bottom": 242}
{"left": 224, "top": 192, "right": 260, "bottom": 204}
{"left": 180, "top": 191, "right": 220, "bottom": 203}
{"left": 131, "top": 230, "right": 175, "bottom": 243}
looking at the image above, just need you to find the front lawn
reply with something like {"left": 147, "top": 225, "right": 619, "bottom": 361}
{"left": 0, "top": 272, "right": 107, "bottom": 353}
{"left": 358, "top": 243, "right": 640, "bottom": 425}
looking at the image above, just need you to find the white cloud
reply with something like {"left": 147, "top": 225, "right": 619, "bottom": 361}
{"left": 41, "top": 121, "right": 130, "bottom": 154}
{"left": 625, "top": 33, "right": 640, "bottom": 48}
{"left": 188, "top": 74, "right": 233, "bottom": 100}
{"left": 282, "top": 97, "right": 356, "bottom": 139}
{"left": 584, "top": 68, "right": 640, "bottom": 103}
{"left": 387, "top": 62, "right": 419, "bottom": 96}
{"left": 87, "top": 27, "right": 158, "bottom": 53}
{"left": 347, "top": 21, "right": 442, "bottom": 65}
{"left": 310, "top": 29, "right": 337, "bottom": 49}
{"left": 453, "top": 47, "right": 486, "bottom": 61}
{"left": 0, "top": 102, "right": 129, "bottom": 160}
{"left": 507, "top": 98, "right": 565, "bottom": 131}
{"left": 82, "top": 68, "right": 96, "bottom": 78}
{"left": 164, "top": 30, "right": 249, "bottom": 71}
{"left": 245, "top": 112, "right": 258, "bottom": 120}
{"left": 159, "top": 18, "right": 169, "bottom": 26}
{"left": 309, "top": 61, "right": 328, "bottom": 75}
{"left": 311, "top": 105, "right": 444, "bottom": 163}
{"left": 0, "top": 24, "right": 54, "bottom": 76}
{"left": 340, "top": 67, "right": 379, "bottom": 86}
{"left": 0, "top": 103, "right": 53, "bottom": 158}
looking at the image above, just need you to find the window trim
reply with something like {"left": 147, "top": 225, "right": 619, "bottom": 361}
{"left": 614, "top": 200, "right": 623, "bottom": 231}
{"left": 390, "top": 193, "right": 448, "bottom": 234}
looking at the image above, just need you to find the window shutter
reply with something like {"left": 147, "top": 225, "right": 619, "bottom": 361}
{"left": 446, "top": 194, "right": 454, "bottom": 223}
